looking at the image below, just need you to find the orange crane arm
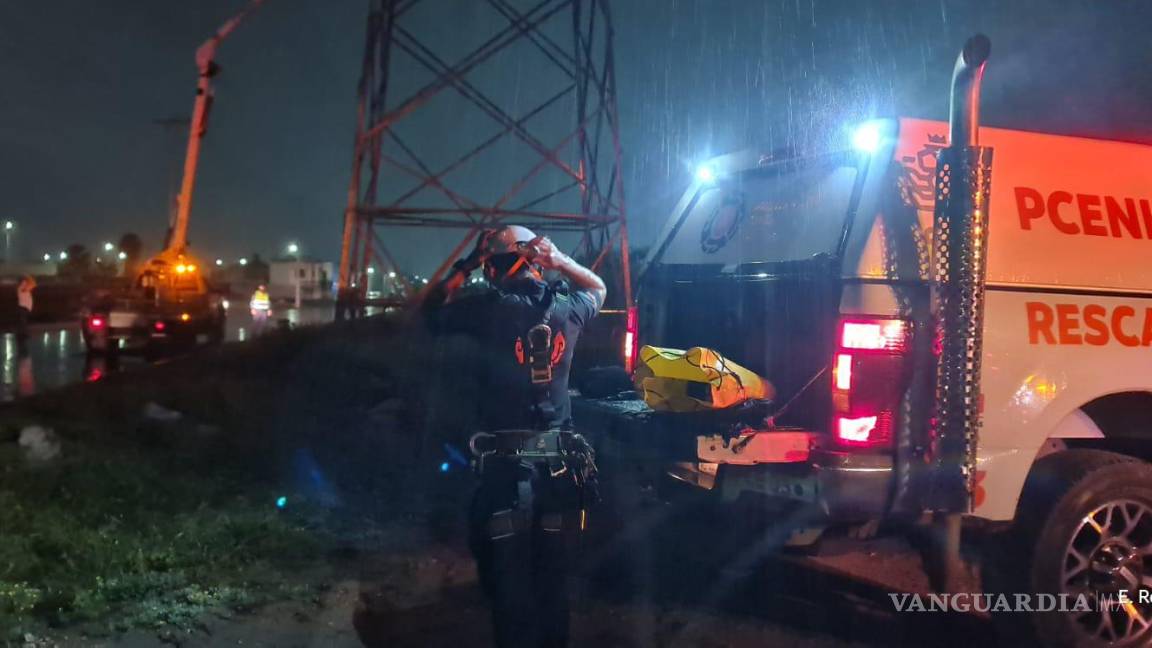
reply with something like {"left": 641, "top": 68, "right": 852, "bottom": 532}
{"left": 168, "top": 0, "right": 267, "bottom": 254}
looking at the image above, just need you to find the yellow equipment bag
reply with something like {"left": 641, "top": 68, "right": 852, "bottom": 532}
{"left": 634, "top": 345, "right": 775, "bottom": 412}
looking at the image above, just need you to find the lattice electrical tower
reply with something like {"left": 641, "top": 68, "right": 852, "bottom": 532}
{"left": 336, "top": 0, "right": 632, "bottom": 317}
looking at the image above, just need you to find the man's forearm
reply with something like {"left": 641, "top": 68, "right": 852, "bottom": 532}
{"left": 557, "top": 255, "right": 607, "bottom": 306}
{"left": 423, "top": 267, "right": 468, "bottom": 309}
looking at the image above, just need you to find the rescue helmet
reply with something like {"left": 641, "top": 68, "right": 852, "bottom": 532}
{"left": 482, "top": 225, "right": 538, "bottom": 282}
{"left": 482, "top": 225, "right": 537, "bottom": 256}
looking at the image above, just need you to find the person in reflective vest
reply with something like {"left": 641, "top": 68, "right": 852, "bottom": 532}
{"left": 249, "top": 284, "right": 271, "bottom": 334}
{"left": 423, "top": 225, "right": 605, "bottom": 648}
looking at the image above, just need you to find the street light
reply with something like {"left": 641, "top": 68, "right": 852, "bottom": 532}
{"left": 286, "top": 243, "right": 302, "bottom": 307}
{"left": 42, "top": 253, "right": 50, "bottom": 262}
{"left": 58, "top": 251, "right": 68, "bottom": 261}
{"left": 118, "top": 251, "right": 127, "bottom": 260}
{"left": 103, "top": 242, "right": 114, "bottom": 252}
{"left": 365, "top": 267, "right": 376, "bottom": 296}
{"left": 3, "top": 221, "right": 13, "bottom": 261}
{"left": 215, "top": 258, "right": 223, "bottom": 266}
{"left": 239, "top": 257, "right": 248, "bottom": 266}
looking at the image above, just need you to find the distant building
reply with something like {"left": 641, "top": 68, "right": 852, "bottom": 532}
{"left": 4, "top": 261, "right": 57, "bottom": 278}
{"left": 210, "top": 255, "right": 270, "bottom": 296}
{"left": 268, "top": 258, "right": 333, "bottom": 301}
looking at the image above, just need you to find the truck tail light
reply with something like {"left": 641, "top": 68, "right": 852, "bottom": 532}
{"left": 837, "top": 415, "right": 878, "bottom": 443}
{"left": 840, "top": 319, "right": 907, "bottom": 351}
{"left": 833, "top": 353, "right": 852, "bottom": 390}
{"left": 623, "top": 306, "right": 639, "bottom": 374}
{"left": 831, "top": 317, "right": 909, "bottom": 449}
{"left": 88, "top": 316, "right": 105, "bottom": 330}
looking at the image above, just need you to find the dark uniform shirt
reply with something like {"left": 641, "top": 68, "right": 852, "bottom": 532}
{"left": 425, "top": 276, "right": 599, "bottom": 430}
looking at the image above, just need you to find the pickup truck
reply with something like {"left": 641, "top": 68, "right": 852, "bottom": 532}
{"left": 581, "top": 37, "right": 1152, "bottom": 648}
{"left": 81, "top": 259, "right": 226, "bottom": 355}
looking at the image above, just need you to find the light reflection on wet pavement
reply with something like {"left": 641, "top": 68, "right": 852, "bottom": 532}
{"left": 1, "top": 304, "right": 339, "bottom": 401}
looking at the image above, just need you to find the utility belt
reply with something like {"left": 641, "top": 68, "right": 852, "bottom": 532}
{"left": 469, "top": 429, "right": 596, "bottom": 481}
{"left": 469, "top": 428, "right": 599, "bottom": 540}
{"left": 469, "top": 428, "right": 569, "bottom": 460}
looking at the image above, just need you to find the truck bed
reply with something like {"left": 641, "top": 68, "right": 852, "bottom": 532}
{"left": 573, "top": 395, "right": 774, "bottom": 463}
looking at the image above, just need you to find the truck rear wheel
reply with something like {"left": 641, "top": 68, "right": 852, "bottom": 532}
{"left": 995, "top": 449, "right": 1152, "bottom": 647}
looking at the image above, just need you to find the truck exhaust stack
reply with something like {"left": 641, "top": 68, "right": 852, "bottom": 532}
{"left": 927, "top": 34, "right": 994, "bottom": 515}
{"left": 949, "top": 34, "right": 991, "bottom": 148}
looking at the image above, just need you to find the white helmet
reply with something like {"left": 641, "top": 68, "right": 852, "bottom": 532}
{"left": 482, "top": 225, "right": 537, "bottom": 256}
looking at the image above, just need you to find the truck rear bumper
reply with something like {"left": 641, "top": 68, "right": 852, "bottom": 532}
{"left": 715, "top": 449, "right": 893, "bottom": 521}
{"left": 572, "top": 397, "right": 894, "bottom": 521}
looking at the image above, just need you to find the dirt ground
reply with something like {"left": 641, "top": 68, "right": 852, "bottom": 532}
{"left": 33, "top": 519, "right": 991, "bottom": 648}
{"left": 6, "top": 320, "right": 994, "bottom": 647}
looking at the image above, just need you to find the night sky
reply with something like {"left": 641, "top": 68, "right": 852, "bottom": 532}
{"left": 3, "top": 0, "right": 1151, "bottom": 273}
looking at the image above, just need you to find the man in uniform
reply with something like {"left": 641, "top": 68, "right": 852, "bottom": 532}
{"left": 423, "top": 225, "right": 604, "bottom": 647}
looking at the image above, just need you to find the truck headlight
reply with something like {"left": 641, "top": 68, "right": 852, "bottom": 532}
{"left": 695, "top": 164, "right": 718, "bottom": 184}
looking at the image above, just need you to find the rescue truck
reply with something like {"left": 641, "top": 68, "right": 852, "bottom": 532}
{"left": 580, "top": 35, "right": 1152, "bottom": 646}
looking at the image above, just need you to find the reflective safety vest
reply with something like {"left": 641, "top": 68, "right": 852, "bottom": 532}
{"left": 250, "top": 290, "right": 270, "bottom": 311}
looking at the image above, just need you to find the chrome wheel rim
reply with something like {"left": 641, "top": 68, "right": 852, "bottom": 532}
{"left": 1062, "top": 499, "right": 1152, "bottom": 645}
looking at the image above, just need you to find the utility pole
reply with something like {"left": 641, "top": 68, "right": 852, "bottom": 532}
{"left": 287, "top": 242, "right": 302, "bottom": 308}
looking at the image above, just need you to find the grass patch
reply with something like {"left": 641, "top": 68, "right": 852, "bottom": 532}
{"left": 0, "top": 317, "right": 419, "bottom": 640}
{"left": 0, "top": 447, "right": 323, "bottom": 640}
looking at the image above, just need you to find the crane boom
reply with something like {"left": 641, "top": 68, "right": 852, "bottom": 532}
{"left": 168, "top": 0, "right": 266, "bottom": 254}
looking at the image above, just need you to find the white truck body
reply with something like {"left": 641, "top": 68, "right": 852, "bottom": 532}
{"left": 852, "top": 118, "right": 1152, "bottom": 520}
{"left": 640, "top": 117, "right": 1152, "bottom": 522}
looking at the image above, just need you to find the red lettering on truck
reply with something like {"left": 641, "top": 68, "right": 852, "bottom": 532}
{"left": 1026, "top": 302, "right": 1056, "bottom": 344}
{"left": 1106, "top": 196, "right": 1143, "bottom": 239}
{"left": 1056, "top": 304, "right": 1082, "bottom": 344}
{"left": 1016, "top": 187, "right": 1044, "bottom": 230}
{"left": 1113, "top": 306, "right": 1140, "bottom": 346}
{"left": 1077, "top": 194, "right": 1107, "bottom": 236}
{"left": 1026, "top": 302, "right": 1152, "bottom": 346}
{"left": 1082, "top": 305, "right": 1109, "bottom": 345}
{"left": 1014, "top": 187, "right": 1152, "bottom": 239}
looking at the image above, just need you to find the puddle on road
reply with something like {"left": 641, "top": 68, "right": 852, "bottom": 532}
{"left": 0, "top": 304, "right": 346, "bottom": 401}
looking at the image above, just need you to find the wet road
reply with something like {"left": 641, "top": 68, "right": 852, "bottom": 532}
{"left": 2, "top": 303, "right": 339, "bottom": 401}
